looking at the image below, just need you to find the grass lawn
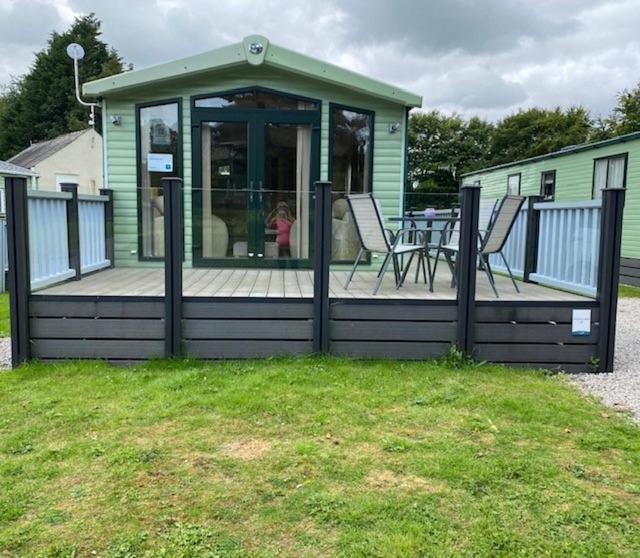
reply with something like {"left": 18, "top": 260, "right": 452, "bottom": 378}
{"left": 0, "top": 358, "right": 639, "bottom": 557}
{"left": 0, "top": 292, "right": 9, "bottom": 337}
{"left": 620, "top": 284, "right": 640, "bottom": 298}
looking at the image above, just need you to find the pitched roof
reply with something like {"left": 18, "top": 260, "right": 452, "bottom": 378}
{"left": 0, "top": 159, "right": 37, "bottom": 177}
{"left": 462, "top": 130, "right": 640, "bottom": 177}
{"left": 83, "top": 35, "right": 423, "bottom": 107}
{"left": 8, "top": 129, "right": 88, "bottom": 169}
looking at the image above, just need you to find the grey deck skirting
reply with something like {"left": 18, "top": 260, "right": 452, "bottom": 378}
{"left": 620, "top": 257, "right": 640, "bottom": 287}
{"left": 474, "top": 302, "right": 600, "bottom": 372}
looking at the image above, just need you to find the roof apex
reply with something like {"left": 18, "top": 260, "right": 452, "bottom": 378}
{"left": 83, "top": 36, "right": 422, "bottom": 107}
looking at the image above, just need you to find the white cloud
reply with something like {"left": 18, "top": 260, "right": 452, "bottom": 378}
{"left": 1, "top": 0, "right": 639, "bottom": 121}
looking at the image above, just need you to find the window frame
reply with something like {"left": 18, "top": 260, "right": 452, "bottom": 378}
{"left": 135, "top": 97, "right": 184, "bottom": 262}
{"left": 328, "top": 102, "right": 375, "bottom": 194}
{"left": 506, "top": 172, "right": 521, "bottom": 195}
{"left": 191, "top": 86, "right": 321, "bottom": 112}
{"left": 591, "top": 152, "right": 628, "bottom": 199}
{"left": 540, "top": 170, "right": 556, "bottom": 201}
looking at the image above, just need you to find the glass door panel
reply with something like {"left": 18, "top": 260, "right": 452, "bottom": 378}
{"left": 201, "top": 121, "right": 250, "bottom": 260}
{"left": 262, "top": 123, "right": 312, "bottom": 262}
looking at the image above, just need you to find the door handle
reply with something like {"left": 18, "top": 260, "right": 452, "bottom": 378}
{"left": 257, "top": 253, "right": 264, "bottom": 258}
{"left": 248, "top": 252, "right": 255, "bottom": 257}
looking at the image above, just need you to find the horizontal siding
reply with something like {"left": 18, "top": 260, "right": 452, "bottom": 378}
{"left": 464, "top": 139, "right": 640, "bottom": 259}
{"left": 105, "top": 65, "right": 406, "bottom": 267}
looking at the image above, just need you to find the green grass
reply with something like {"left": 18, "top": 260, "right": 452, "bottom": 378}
{"left": 620, "top": 284, "right": 640, "bottom": 298}
{"left": 0, "top": 357, "right": 639, "bottom": 557}
{"left": 0, "top": 293, "right": 9, "bottom": 337}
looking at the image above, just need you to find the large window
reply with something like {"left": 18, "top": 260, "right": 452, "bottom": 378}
{"left": 592, "top": 154, "right": 627, "bottom": 199}
{"left": 194, "top": 88, "right": 318, "bottom": 110}
{"left": 540, "top": 170, "right": 556, "bottom": 201}
{"left": 329, "top": 105, "right": 374, "bottom": 261}
{"left": 507, "top": 173, "right": 521, "bottom": 195}
{"left": 137, "top": 100, "right": 181, "bottom": 259}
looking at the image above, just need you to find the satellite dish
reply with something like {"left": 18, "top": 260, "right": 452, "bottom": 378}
{"left": 66, "top": 43, "right": 85, "bottom": 61}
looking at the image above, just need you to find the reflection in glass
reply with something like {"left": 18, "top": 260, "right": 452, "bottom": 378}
{"left": 202, "top": 122, "right": 248, "bottom": 259}
{"left": 264, "top": 123, "right": 311, "bottom": 259}
{"left": 330, "top": 107, "right": 373, "bottom": 260}
{"left": 139, "top": 102, "right": 180, "bottom": 258}
{"left": 195, "top": 89, "right": 318, "bottom": 110}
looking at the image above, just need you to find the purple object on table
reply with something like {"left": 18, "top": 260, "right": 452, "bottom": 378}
{"left": 423, "top": 207, "right": 437, "bottom": 219}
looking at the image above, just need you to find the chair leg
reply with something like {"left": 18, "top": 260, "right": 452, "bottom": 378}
{"left": 344, "top": 247, "right": 364, "bottom": 289}
{"left": 500, "top": 251, "right": 520, "bottom": 293}
{"left": 429, "top": 248, "right": 441, "bottom": 288}
{"left": 392, "top": 254, "right": 401, "bottom": 286}
{"left": 399, "top": 252, "right": 415, "bottom": 289}
{"left": 482, "top": 254, "right": 499, "bottom": 298}
{"left": 425, "top": 250, "right": 434, "bottom": 292}
{"left": 373, "top": 252, "right": 393, "bottom": 295}
{"left": 444, "top": 252, "right": 457, "bottom": 288}
{"left": 414, "top": 252, "right": 422, "bottom": 283}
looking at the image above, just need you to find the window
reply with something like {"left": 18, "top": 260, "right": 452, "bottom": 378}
{"left": 330, "top": 105, "right": 373, "bottom": 194}
{"left": 507, "top": 173, "right": 521, "bottom": 195}
{"left": 137, "top": 100, "right": 181, "bottom": 259}
{"left": 592, "top": 154, "right": 627, "bottom": 199}
{"left": 540, "top": 170, "right": 556, "bottom": 200}
{"left": 329, "top": 105, "right": 374, "bottom": 261}
{"left": 194, "top": 88, "right": 318, "bottom": 110}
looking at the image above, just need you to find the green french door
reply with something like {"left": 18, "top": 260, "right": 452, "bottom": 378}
{"left": 192, "top": 109, "right": 320, "bottom": 268}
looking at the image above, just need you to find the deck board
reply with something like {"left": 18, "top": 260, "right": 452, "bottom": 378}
{"left": 34, "top": 261, "right": 592, "bottom": 302}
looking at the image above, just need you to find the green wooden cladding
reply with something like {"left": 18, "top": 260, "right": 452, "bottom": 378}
{"left": 463, "top": 134, "right": 640, "bottom": 259}
{"left": 103, "top": 64, "right": 410, "bottom": 266}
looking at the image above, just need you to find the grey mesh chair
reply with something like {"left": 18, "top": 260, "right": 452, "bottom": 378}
{"left": 437, "top": 195, "right": 525, "bottom": 297}
{"left": 345, "top": 193, "right": 427, "bottom": 295}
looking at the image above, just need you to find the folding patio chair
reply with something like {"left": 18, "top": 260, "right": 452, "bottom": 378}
{"left": 344, "top": 193, "right": 428, "bottom": 295}
{"left": 434, "top": 195, "right": 525, "bottom": 297}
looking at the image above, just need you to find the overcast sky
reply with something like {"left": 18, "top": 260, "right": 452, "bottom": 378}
{"left": 1, "top": 0, "right": 640, "bottom": 121}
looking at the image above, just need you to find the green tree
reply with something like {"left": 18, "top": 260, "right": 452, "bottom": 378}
{"left": 489, "top": 107, "right": 592, "bottom": 166}
{"left": 407, "top": 110, "right": 493, "bottom": 207}
{"left": 0, "top": 14, "right": 126, "bottom": 159}
{"left": 607, "top": 82, "right": 640, "bottom": 136}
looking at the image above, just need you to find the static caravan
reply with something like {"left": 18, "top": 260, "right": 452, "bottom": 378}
{"left": 83, "top": 35, "right": 422, "bottom": 270}
{"left": 462, "top": 132, "right": 640, "bottom": 286}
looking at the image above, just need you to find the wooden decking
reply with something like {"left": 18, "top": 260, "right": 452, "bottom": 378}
{"left": 35, "top": 265, "right": 592, "bottom": 301}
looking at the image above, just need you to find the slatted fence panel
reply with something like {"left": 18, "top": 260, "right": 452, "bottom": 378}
{"left": 474, "top": 303, "right": 600, "bottom": 373}
{"left": 28, "top": 192, "right": 75, "bottom": 290}
{"left": 620, "top": 257, "right": 640, "bottom": 287}
{"left": 182, "top": 298, "right": 314, "bottom": 358}
{"left": 79, "top": 195, "right": 110, "bottom": 273}
{"left": 29, "top": 297, "right": 165, "bottom": 361}
{"left": 529, "top": 200, "right": 601, "bottom": 297}
{"left": 329, "top": 300, "right": 457, "bottom": 359}
{"left": 0, "top": 218, "right": 6, "bottom": 292}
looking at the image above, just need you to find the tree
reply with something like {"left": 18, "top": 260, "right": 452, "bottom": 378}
{"left": 606, "top": 82, "right": 640, "bottom": 137}
{"left": 408, "top": 110, "right": 493, "bottom": 193}
{"left": 489, "top": 107, "right": 592, "bottom": 166}
{"left": 0, "top": 14, "right": 126, "bottom": 159}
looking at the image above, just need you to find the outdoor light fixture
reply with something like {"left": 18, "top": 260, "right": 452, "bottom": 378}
{"left": 249, "top": 42, "right": 264, "bottom": 54}
{"left": 388, "top": 122, "right": 401, "bottom": 134}
{"left": 66, "top": 42, "right": 100, "bottom": 128}
{"left": 110, "top": 115, "right": 122, "bottom": 126}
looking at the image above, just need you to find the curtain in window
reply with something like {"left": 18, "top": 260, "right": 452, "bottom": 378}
{"left": 607, "top": 156, "right": 625, "bottom": 188}
{"left": 593, "top": 159, "right": 608, "bottom": 199}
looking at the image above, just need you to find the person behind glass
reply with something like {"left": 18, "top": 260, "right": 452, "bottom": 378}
{"left": 266, "top": 201, "right": 294, "bottom": 257}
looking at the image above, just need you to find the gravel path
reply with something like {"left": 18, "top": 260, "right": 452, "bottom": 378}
{"left": 0, "top": 299, "right": 638, "bottom": 420}
{"left": 571, "top": 298, "right": 640, "bottom": 422}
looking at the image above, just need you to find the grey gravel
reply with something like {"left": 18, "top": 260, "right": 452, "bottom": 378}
{"left": 0, "top": 337, "right": 11, "bottom": 370}
{"left": 571, "top": 298, "right": 640, "bottom": 422}
{"left": 0, "top": 337, "right": 10, "bottom": 370}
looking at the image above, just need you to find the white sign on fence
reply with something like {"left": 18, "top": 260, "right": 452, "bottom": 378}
{"left": 572, "top": 309, "right": 591, "bottom": 336}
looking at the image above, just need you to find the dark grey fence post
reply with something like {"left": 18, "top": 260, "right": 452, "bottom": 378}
{"left": 5, "top": 176, "right": 30, "bottom": 367}
{"left": 313, "top": 181, "right": 332, "bottom": 353}
{"left": 597, "top": 187, "right": 625, "bottom": 373}
{"left": 523, "top": 195, "right": 543, "bottom": 283}
{"left": 99, "top": 188, "right": 115, "bottom": 268}
{"left": 60, "top": 183, "right": 81, "bottom": 279}
{"left": 456, "top": 184, "right": 481, "bottom": 355}
{"left": 162, "top": 177, "right": 183, "bottom": 357}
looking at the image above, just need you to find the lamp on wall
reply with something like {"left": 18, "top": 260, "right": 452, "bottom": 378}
{"left": 110, "top": 115, "right": 122, "bottom": 126}
{"left": 388, "top": 122, "right": 401, "bottom": 134}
